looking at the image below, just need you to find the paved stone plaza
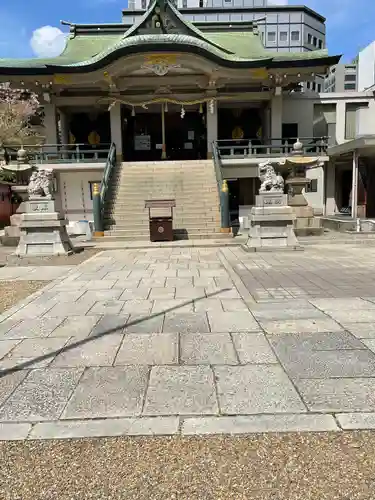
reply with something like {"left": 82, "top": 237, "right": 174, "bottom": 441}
{"left": 2, "top": 244, "right": 375, "bottom": 439}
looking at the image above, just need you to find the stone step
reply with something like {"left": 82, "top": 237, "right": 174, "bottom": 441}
{"left": 104, "top": 206, "right": 220, "bottom": 214}
{"left": 106, "top": 215, "right": 220, "bottom": 223}
{"left": 106, "top": 197, "right": 219, "bottom": 206}
{"left": 102, "top": 159, "right": 221, "bottom": 239}
{"left": 104, "top": 225, "right": 221, "bottom": 235}
{"left": 107, "top": 223, "right": 221, "bottom": 232}
{"left": 113, "top": 183, "right": 217, "bottom": 191}
{"left": 119, "top": 161, "right": 214, "bottom": 168}
{"left": 102, "top": 230, "right": 225, "bottom": 241}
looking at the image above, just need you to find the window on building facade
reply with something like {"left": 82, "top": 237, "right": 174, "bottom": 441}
{"left": 141, "top": 0, "right": 147, "bottom": 8}
{"left": 291, "top": 30, "right": 300, "bottom": 41}
{"left": 307, "top": 34, "right": 312, "bottom": 44}
{"left": 313, "top": 36, "right": 317, "bottom": 46}
{"left": 318, "top": 40, "right": 323, "bottom": 49}
{"left": 317, "top": 84, "right": 322, "bottom": 92}
{"left": 280, "top": 31, "right": 288, "bottom": 42}
{"left": 312, "top": 82, "right": 316, "bottom": 91}
{"left": 268, "top": 31, "right": 276, "bottom": 42}
{"left": 345, "top": 103, "right": 367, "bottom": 139}
{"left": 313, "top": 104, "right": 337, "bottom": 139}
{"left": 345, "top": 74, "right": 357, "bottom": 82}
{"left": 306, "top": 179, "right": 318, "bottom": 193}
{"left": 344, "top": 83, "right": 357, "bottom": 91}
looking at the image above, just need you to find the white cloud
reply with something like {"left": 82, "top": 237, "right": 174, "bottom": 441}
{"left": 30, "top": 26, "right": 67, "bottom": 58}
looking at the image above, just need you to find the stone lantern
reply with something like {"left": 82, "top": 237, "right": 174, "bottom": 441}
{"left": 284, "top": 139, "right": 325, "bottom": 236}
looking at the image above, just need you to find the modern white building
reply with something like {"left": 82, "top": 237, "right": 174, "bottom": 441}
{"left": 124, "top": 0, "right": 326, "bottom": 54}
{"left": 323, "top": 63, "right": 358, "bottom": 93}
{"left": 357, "top": 41, "right": 375, "bottom": 91}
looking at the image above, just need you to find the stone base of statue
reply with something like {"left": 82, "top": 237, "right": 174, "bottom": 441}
{"left": 286, "top": 176, "right": 323, "bottom": 236}
{"left": 15, "top": 199, "right": 73, "bottom": 256}
{"left": 244, "top": 193, "right": 301, "bottom": 252}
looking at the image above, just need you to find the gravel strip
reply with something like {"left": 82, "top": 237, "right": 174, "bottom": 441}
{"left": 4, "top": 248, "right": 100, "bottom": 267}
{"left": 0, "top": 281, "right": 48, "bottom": 313}
{"left": 1, "top": 433, "right": 374, "bottom": 499}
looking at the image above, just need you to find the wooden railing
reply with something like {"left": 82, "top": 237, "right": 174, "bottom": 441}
{"left": 215, "top": 137, "right": 329, "bottom": 159}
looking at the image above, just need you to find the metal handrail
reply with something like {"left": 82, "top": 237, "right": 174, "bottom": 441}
{"left": 100, "top": 142, "right": 116, "bottom": 210}
{"left": 212, "top": 141, "right": 223, "bottom": 198}
{"left": 4, "top": 143, "right": 111, "bottom": 164}
{"left": 215, "top": 136, "right": 329, "bottom": 158}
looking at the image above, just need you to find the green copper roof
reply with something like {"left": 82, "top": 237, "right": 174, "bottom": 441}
{"left": 0, "top": 0, "right": 340, "bottom": 73}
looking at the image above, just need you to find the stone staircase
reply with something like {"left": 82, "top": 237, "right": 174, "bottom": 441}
{"left": 103, "top": 160, "right": 224, "bottom": 240}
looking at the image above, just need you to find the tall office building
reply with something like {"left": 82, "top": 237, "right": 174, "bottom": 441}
{"left": 323, "top": 63, "right": 358, "bottom": 93}
{"left": 124, "top": 0, "right": 326, "bottom": 57}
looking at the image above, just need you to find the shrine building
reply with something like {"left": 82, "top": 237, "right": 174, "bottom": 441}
{"left": 0, "top": 0, "right": 374, "bottom": 239}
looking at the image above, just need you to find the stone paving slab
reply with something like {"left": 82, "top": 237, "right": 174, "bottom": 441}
{"left": 232, "top": 332, "right": 279, "bottom": 364}
{"left": 62, "top": 366, "right": 149, "bottom": 419}
{"left": 29, "top": 416, "right": 179, "bottom": 439}
{"left": 115, "top": 333, "right": 178, "bottom": 365}
{"left": 0, "top": 371, "right": 28, "bottom": 406}
{"left": 260, "top": 318, "right": 344, "bottom": 335}
{"left": 2, "top": 246, "right": 375, "bottom": 437}
{"left": 215, "top": 365, "right": 306, "bottom": 414}
{"left": 207, "top": 311, "right": 260, "bottom": 333}
{"left": 0, "top": 368, "right": 83, "bottom": 422}
{"left": 335, "top": 413, "right": 375, "bottom": 430}
{"left": 51, "top": 316, "right": 100, "bottom": 339}
{"left": 344, "top": 322, "right": 375, "bottom": 339}
{"left": 0, "top": 339, "right": 20, "bottom": 359}
{"left": 0, "top": 422, "right": 32, "bottom": 440}
{"left": 124, "top": 314, "right": 164, "bottom": 334}
{"left": 51, "top": 335, "right": 123, "bottom": 367}
{"left": 143, "top": 366, "right": 218, "bottom": 416}
{"left": 296, "top": 378, "right": 375, "bottom": 412}
{"left": 163, "top": 312, "right": 210, "bottom": 333}
{"left": 180, "top": 332, "right": 237, "bottom": 365}
{"left": 3, "top": 318, "right": 64, "bottom": 340}
{"left": 181, "top": 414, "right": 339, "bottom": 435}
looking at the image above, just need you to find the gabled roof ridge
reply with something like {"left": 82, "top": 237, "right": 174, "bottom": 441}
{"left": 121, "top": 0, "right": 235, "bottom": 55}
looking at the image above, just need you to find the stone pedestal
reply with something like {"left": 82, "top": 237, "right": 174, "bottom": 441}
{"left": 16, "top": 199, "right": 73, "bottom": 256}
{"left": 286, "top": 176, "right": 323, "bottom": 236}
{"left": 2, "top": 186, "right": 30, "bottom": 246}
{"left": 245, "top": 193, "right": 301, "bottom": 252}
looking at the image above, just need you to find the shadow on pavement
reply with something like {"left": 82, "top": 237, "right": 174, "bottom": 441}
{"left": 0, "top": 288, "right": 230, "bottom": 378}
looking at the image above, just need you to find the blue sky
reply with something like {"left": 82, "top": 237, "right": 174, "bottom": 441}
{"left": 0, "top": 0, "right": 373, "bottom": 61}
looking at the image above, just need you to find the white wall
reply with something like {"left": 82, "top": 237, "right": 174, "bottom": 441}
{"left": 282, "top": 94, "right": 314, "bottom": 138}
{"left": 304, "top": 166, "right": 324, "bottom": 214}
{"left": 283, "top": 92, "right": 375, "bottom": 145}
{"left": 356, "top": 98, "right": 375, "bottom": 137}
{"left": 58, "top": 171, "right": 103, "bottom": 225}
{"left": 358, "top": 41, "right": 375, "bottom": 92}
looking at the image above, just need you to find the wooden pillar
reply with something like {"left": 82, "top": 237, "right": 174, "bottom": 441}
{"left": 206, "top": 100, "right": 218, "bottom": 159}
{"left": 110, "top": 103, "right": 123, "bottom": 162}
{"left": 271, "top": 91, "right": 282, "bottom": 146}
{"left": 161, "top": 103, "right": 167, "bottom": 160}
